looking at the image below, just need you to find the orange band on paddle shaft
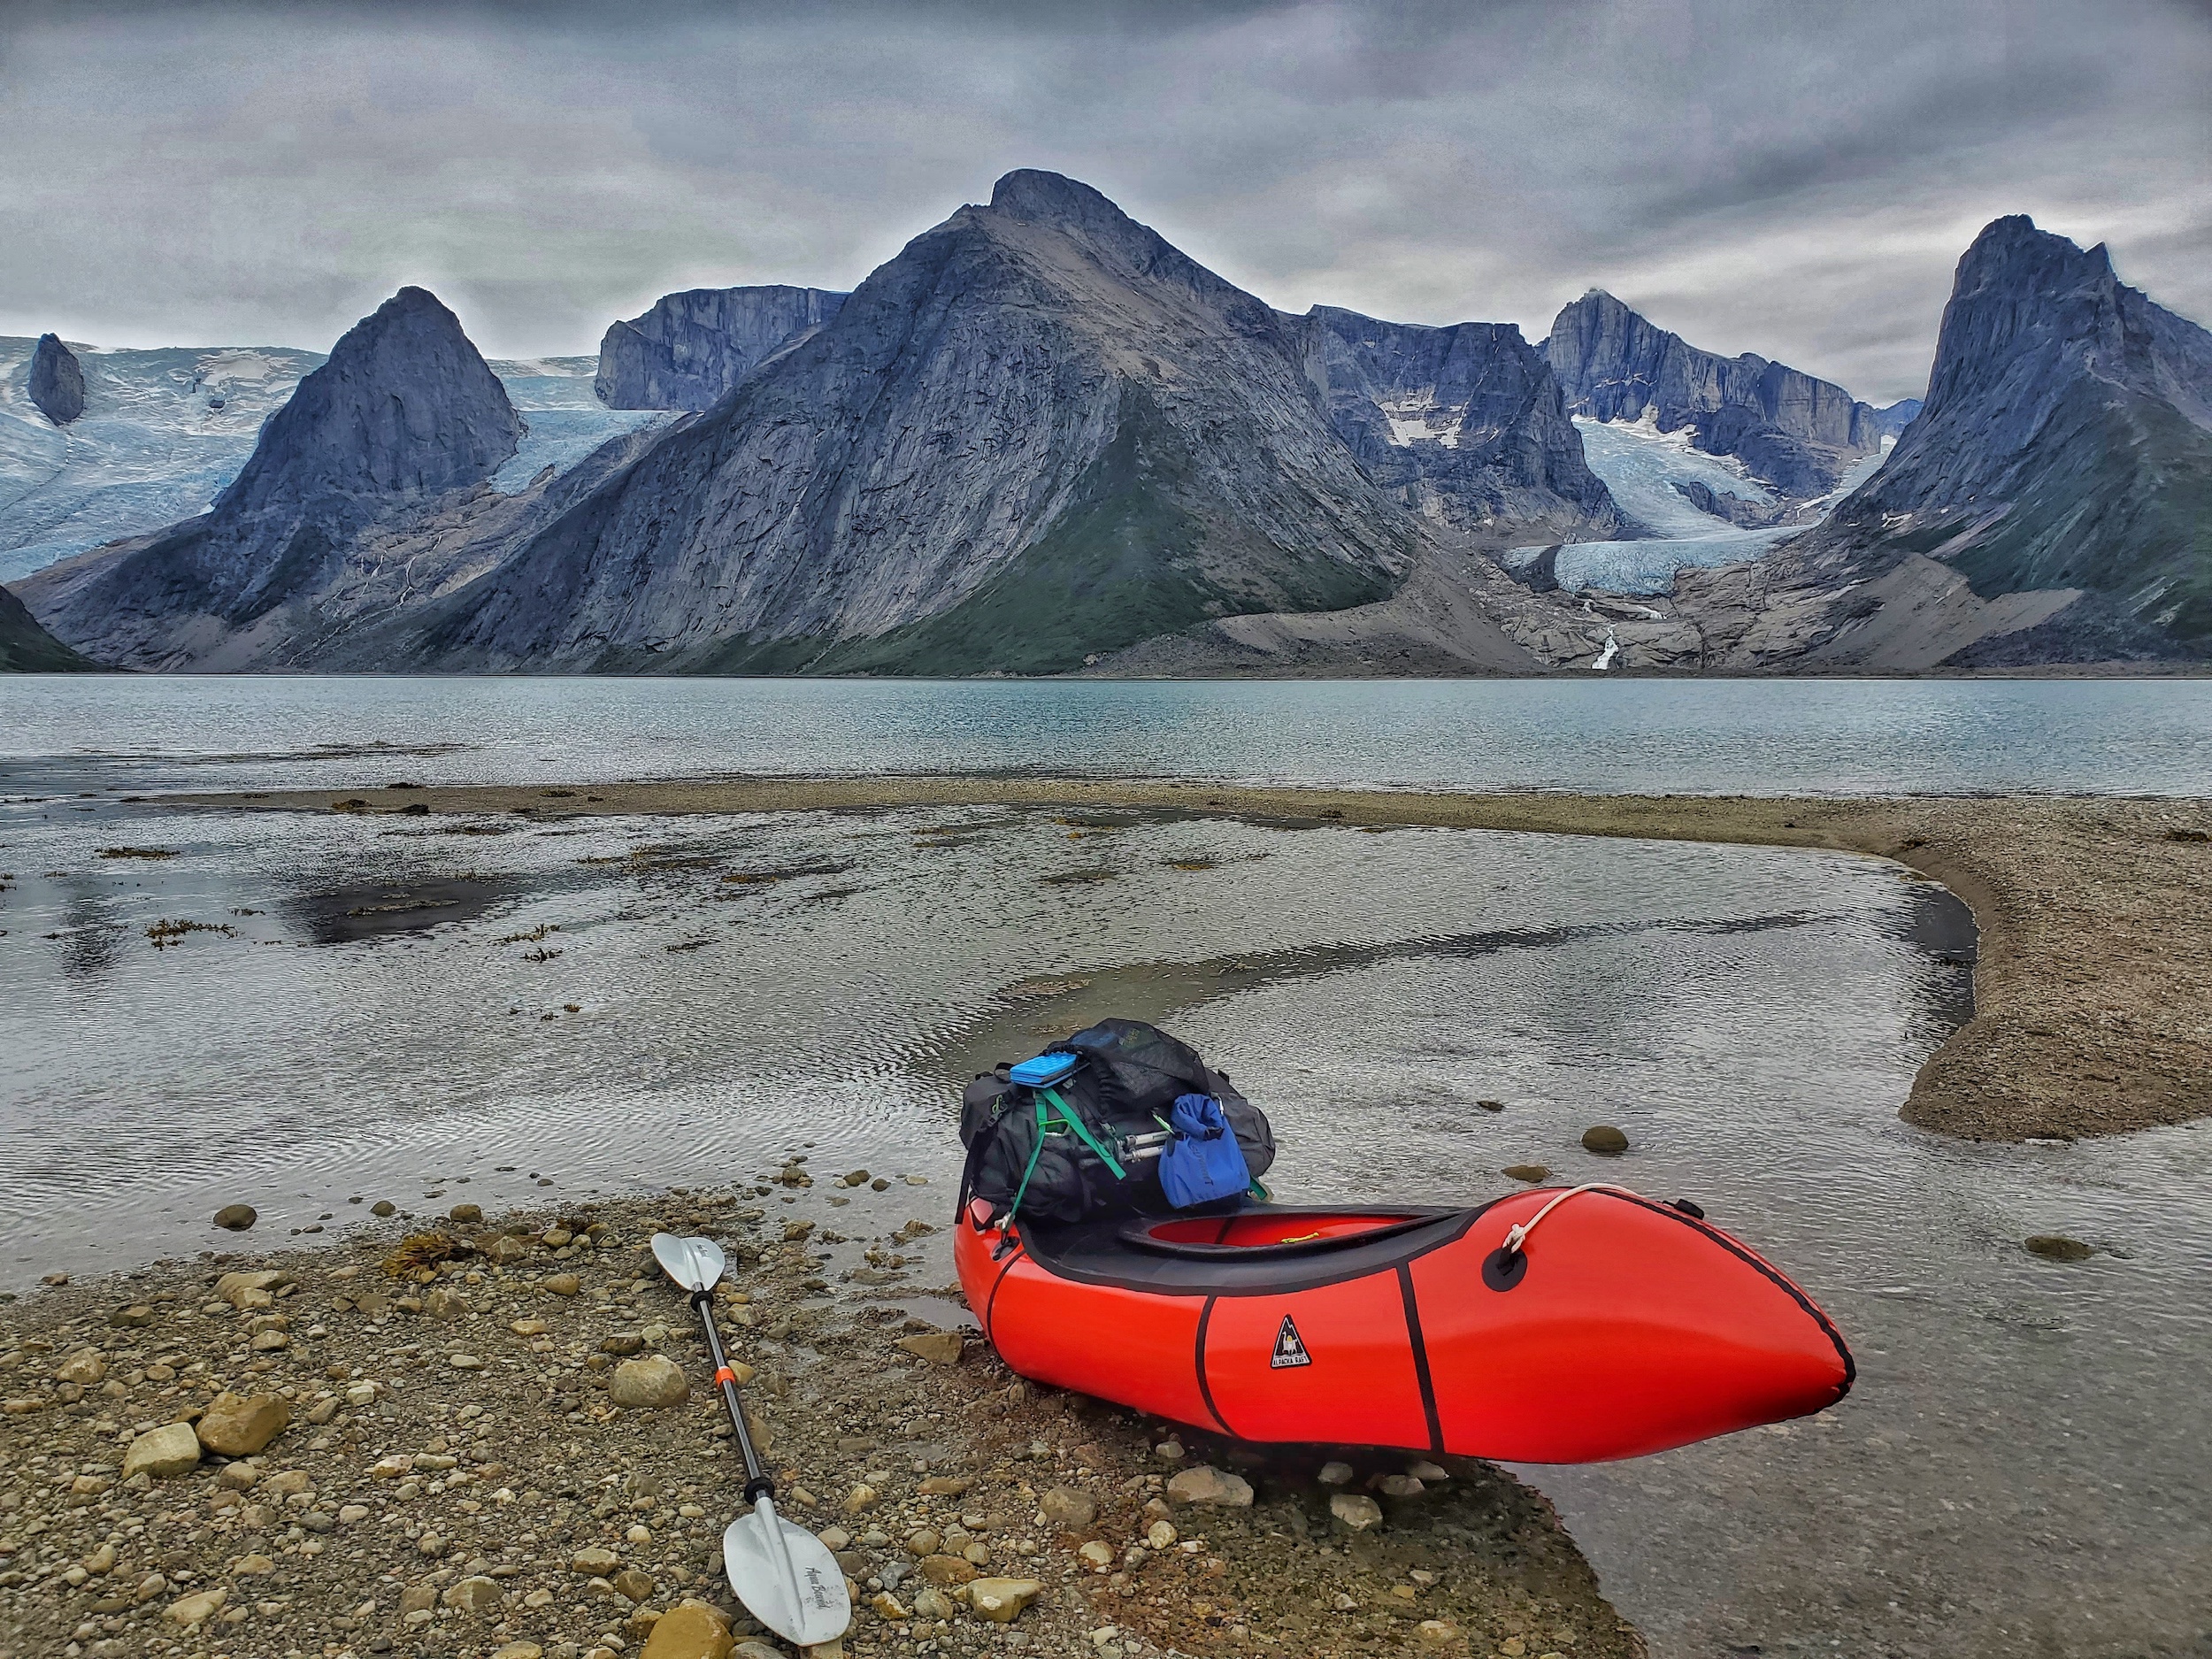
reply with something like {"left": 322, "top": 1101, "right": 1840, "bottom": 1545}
{"left": 714, "top": 1366, "right": 738, "bottom": 1387}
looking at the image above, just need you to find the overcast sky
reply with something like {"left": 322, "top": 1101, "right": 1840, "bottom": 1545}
{"left": 2, "top": 0, "right": 2205, "bottom": 403}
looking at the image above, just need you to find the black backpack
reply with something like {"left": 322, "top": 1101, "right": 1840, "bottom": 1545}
{"left": 960, "top": 1018, "right": 1276, "bottom": 1225}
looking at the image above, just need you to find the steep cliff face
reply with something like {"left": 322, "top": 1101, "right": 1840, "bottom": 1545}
{"left": 27, "top": 334, "right": 85, "bottom": 426}
{"left": 595, "top": 285, "right": 847, "bottom": 410}
{"left": 1296, "top": 306, "right": 1619, "bottom": 541}
{"left": 0, "top": 581, "right": 97, "bottom": 671}
{"left": 1546, "top": 290, "right": 1882, "bottom": 495}
{"left": 385, "top": 171, "right": 1467, "bottom": 675}
{"left": 19, "top": 288, "right": 543, "bottom": 667}
{"left": 1801, "top": 216, "right": 2212, "bottom": 657}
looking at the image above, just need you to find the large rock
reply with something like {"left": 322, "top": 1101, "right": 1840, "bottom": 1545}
{"left": 27, "top": 333, "right": 85, "bottom": 424}
{"left": 121, "top": 1421, "right": 202, "bottom": 1479}
{"left": 1546, "top": 289, "right": 1884, "bottom": 496}
{"left": 607, "top": 1356, "right": 689, "bottom": 1409}
{"left": 196, "top": 1391, "right": 289, "bottom": 1455}
{"left": 595, "top": 285, "right": 847, "bottom": 410}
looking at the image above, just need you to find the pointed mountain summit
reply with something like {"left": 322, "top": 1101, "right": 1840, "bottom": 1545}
{"left": 218, "top": 286, "right": 522, "bottom": 519}
{"left": 27, "top": 334, "right": 86, "bottom": 426}
{"left": 381, "top": 168, "right": 1594, "bottom": 675}
{"left": 1806, "top": 215, "right": 2212, "bottom": 658}
{"left": 17, "top": 288, "right": 557, "bottom": 668}
{"left": 595, "top": 284, "right": 847, "bottom": 410}
{"left": 1547, "top": 289, "right": 1884, "bottom": 495}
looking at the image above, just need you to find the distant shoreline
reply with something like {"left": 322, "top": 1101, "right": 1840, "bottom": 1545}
{"left": 165, "top": 777, "right": 2212, "bottom": 1143}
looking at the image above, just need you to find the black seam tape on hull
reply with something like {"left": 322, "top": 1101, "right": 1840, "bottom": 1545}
{"left": 1397, "top": 1263, "right": 1446, "bottom": 1457}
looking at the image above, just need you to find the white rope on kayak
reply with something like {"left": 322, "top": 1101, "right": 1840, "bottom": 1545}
{"left": 1502, "top": 1183, "right": 1647, "bottom": 1256}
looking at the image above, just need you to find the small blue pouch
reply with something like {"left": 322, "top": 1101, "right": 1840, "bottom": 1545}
{"left": 1159, "top": 1093, "right": 1253, "bottom": 1208}
{"left": 1009, "top": 1052, "right": 1079, "bottom": 1087}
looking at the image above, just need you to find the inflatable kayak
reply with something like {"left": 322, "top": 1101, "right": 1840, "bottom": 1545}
{"left": 954, "top": 1182, "right": 1852, "bottom": 1463}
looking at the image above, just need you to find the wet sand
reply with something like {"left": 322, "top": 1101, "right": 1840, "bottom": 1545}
{"left": 173, "top": 777, "right": 2212, "bottom": 1143}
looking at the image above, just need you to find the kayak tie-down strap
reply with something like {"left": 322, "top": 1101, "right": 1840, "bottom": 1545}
{"left": 1501, "top": 1183, "right": 1648, "bottom": 1256}
{"left": 1003, "top": 1085, "right": 1128, "bottom": 1227}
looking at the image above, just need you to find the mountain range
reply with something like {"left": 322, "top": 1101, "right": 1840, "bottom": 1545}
{"left": 9, "top": 172, "right": 2208, "bottom": 676}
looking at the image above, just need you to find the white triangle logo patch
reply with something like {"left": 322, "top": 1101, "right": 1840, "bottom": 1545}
{"left": 1270, "top": 1315, "right": 1312, "bottom": 1370}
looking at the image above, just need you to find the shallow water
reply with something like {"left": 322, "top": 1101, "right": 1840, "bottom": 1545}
{"left": 3, "top": 787, "right": 2207, "bottom": 1657}
{"left": 7, "top": 673, "right": 2212, "bottom": 797}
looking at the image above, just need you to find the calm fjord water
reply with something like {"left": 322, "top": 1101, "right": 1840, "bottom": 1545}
{"left": 4, "top": 672, "right": 2212, "bottom": 796}
{"left": 3, "top": 673, "right": 2208, "bottom": 1658}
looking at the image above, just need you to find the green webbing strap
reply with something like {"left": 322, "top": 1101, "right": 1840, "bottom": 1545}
{"left": 1039, "top": 1087, "right": 1125, "bottom": 1178}
{"left": 1004, "top": 1087, "right": 1126, "bottom": 1224}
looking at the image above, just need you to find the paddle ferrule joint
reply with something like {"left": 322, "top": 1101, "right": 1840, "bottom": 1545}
{"left": 744, "top": 1474, "right": 776, "bottom": 1505}
{"left": 714, "top": 1365, "right": 738, "bottom": 1387}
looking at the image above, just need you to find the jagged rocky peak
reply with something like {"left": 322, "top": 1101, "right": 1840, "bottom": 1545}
{"left": 1796, "top": 213, "right": 2212, "bottom": 664}
{"left": 1298, "top": 305, "right": 1618, "bottom": 538}
{"left": 1545, "top": 288, "right": 1882, "bottom": 495}
{"left": 27, "top": 333, "right": 86, "bottom": 426}
{"left": 595, "top": 284, "right": 847, "bottom": 411}
{"left": 217, "top": 286, "right": 521, "bottom": 518}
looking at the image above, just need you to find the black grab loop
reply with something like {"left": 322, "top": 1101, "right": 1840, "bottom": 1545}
{"left": 1481, "top": 1246, "right": 1529, "bottom": 1292}
{"left": 1671, "top": 1197, "right": 1707, "bottom": 1219}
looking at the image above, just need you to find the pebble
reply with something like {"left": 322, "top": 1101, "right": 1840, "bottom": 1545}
{"left": 545, "top": 1272, "right": 582, "bottom": 1295}
{"left": 638, "top": 1601, "right": 732, "bottom": 1659}
{"left": 1581, "top": 1125, "right": 1630, "bottom": 1156}
{"left": 1330, "top": 1492, "right": 1384, "bottom": 1532}
{"left": 1317, "top": 1460, "right": 1354, "bottom": 1486}
{"left": 165, "top": 1586, "right": 228, "bottom": 1625}
{"left": 572, "top": 1546, "right": 621, "bottom": 1574}
{"left": 1041, "top": 1486, "right": 1097, "bottom": 1528}
{"left": 1146, "top": 1519, "right": 1178, "bottom": 1548}
{"left": 895, "top": 1331, "right": 964, "bottom": 1367}
{"left": 371, "top": 1199, "right": 397, "bottom": 1217}
{"left": 1165, "top": 1464, "right": 1253, "bottom": 1508}
{"left": 967, "top": 1576, "right": 1044, "bottom": 1623}
{"left": 1502, "top": 1164, "right": 1553, "bottom": 1184}
{"left": 442, "top": 1574, "right": 504, "bottom": 1612}
{"left": 1376, "top": 1473, "right": 1425, "bottom": 1499}
{"left": 121, "top": 1420, "right": 202, "bottom": 1479}
{"left": 196, "top": 1389, "right": 289, "bottom": 1455}
{"left": 1407, "top": 1459, "right": 1448, "bottom": 1481}
{"left": 212, "top": 1203, "right": 258, "bottom": 1230}
{"left": 449, "top": 1202, "right": 485, "bottom": 1224}
{"left": 608, "top": 1356, "right": 689, "bottom": 1409}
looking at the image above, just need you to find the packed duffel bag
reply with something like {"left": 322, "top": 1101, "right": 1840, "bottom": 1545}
{"left": 959, "top": 1018, "right": 1275, "bottom": 1226}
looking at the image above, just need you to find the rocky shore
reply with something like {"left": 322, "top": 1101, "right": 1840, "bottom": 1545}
{"left": 172, "top": 777, "right": 2212, "bottom": 1142}
{"left": 1, "top": 1179, "right": 1639, "bottom": 1659}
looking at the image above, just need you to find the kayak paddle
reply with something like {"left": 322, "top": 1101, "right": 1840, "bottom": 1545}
{"left": 650, "top": 1231, "right": 851, "bottom": 1648}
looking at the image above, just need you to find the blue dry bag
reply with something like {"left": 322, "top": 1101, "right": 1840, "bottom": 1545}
{"left": 1158, "top": 1092, "right": 1253, "bottom": 1208}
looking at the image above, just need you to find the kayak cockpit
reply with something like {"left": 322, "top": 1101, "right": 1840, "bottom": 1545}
{"left": 1013, "top": 1202, "right": 1480, "bottom": 1295}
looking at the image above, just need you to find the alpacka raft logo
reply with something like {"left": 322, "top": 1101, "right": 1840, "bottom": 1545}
{"left": 1270, "top": 1316, "right": 1312, "bottom": 1370}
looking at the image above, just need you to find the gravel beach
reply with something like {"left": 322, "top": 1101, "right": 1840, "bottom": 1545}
{"left": 0, "top": 1179, "right": 1638, "bottom": 1659}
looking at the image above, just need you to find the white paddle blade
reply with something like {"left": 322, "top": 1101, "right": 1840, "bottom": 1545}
{"left": 723, "top": 1500, "right": 850, "bottom": 1647}
{"left": 650, "top": 1232, "right": 726, "bottom": 1294}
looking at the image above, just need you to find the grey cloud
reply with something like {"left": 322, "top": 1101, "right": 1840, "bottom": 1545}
{"left": 0, "top": 0, "right": 2204, "bottom": 403}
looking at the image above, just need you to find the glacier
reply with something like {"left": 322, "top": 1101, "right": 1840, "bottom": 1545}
{"left": 0, "top": 342, "right": 668, "bottom": 585}
{"left": 1503, "top": 414, "right": 1890, "bottom": 595}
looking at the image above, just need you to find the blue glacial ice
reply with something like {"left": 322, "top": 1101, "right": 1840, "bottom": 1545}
{"left": 0, "top": 343, "right": 668, "bottom": 584}
{"left": 1505, "top": 416, "right": 1890, "bottom": 596}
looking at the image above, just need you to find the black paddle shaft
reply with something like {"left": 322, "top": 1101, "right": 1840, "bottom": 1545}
{"left": 690, "top": 1288, "right": 774, "bottom": 1504}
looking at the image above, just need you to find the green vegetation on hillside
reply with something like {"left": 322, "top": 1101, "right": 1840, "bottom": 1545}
{"left": 1947, "top": 384, "right": 2212, "bottom": 651}
{"left": 0, "top": 585, "right": 101, "bottom": 672}
{"left": 685, "top": 383, "right": 1401, "bottom": 677}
